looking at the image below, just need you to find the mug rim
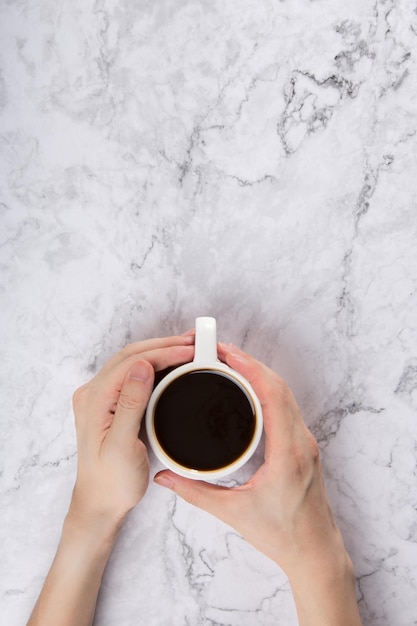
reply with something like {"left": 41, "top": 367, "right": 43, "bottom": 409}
{"left": 145, "top": 361, "right": 263, "bottom": 480}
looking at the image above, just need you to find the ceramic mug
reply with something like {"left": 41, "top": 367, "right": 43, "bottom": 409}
{"left": 145, "top": 317, "right": 263, "bottom": 480}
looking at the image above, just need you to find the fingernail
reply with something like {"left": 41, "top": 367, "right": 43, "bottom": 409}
{"left": 129, "top": 361, "right": 151, "bottom": 382}
{"left": 154, "top": 473, "right": 175, "bottom": 489}
{"left": 181, "top": 329, "right": 195, "bottom": 337}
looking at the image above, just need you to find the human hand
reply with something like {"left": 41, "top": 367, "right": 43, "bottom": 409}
{"left": 27, "top": 333, "right": 195, "bottom": 626}
{"left": 68, "top": 334, "right": 195, "bottom": 537}
{"left": 154, "top": 343, "right": 361, "bottom": 625}
{"left": 154, "top": 342, "right": 338, "bottom": 573}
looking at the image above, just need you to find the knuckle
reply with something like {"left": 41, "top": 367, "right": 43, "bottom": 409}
{"left": 72, "top": 384, "right": 90, "bottom": 410}
{"left": 119, "top": 344, "right": 133, "bottom": 359}
{"left": 288, "top": 431, "right": 321, "bottom": 486}
{"left": 307, "top": 432, "right": 320, "bottom": 464}
{"left": 117, "top": 390, "right": 142, "bottom": 411}
{"left": 271, "top": 377, "right": 292, "bottom": 407}
{"left": 289, "top": 451, "right": 311, "bottom": 488}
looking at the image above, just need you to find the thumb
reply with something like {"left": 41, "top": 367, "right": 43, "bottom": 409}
{"left": 154, "top": 470, "right": 239, "bottom": 525}
{"left": 110, "top": 360, "right": 154, "bottom": 443}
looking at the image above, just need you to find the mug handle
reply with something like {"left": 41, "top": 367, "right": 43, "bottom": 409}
{"left": 193, "top": 317, "right": 218, "bottom": 363}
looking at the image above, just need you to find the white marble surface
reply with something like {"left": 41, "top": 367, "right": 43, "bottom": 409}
{"left": 1, "top": 0, "right": 417, "bottom": 624}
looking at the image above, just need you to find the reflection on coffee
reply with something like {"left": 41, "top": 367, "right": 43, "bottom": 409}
{"left": 153, "top": 371, "right": 256, "bottom": 471}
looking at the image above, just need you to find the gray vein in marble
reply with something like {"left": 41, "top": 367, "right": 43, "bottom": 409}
{"left": 356, "top": 545, "right": 403, "bottom": 621}
{"left": 227, "top": 173, "right": 276, "bottom": 188}
{"left": 9, "top": 451, "right": 77, "bottom": 495}
{"left": 278, "top": 69, "right": 356, "bottom": 155}
{"left": 395, "top": 360, "right": 417, "bottom": 401}
{"left": 312, "top": 403, "right": 385, "bottom": 447}
{"left": 130, "top": 234, "right": 158, "bottom": 273}
{"left": 336, "top": 148, "right": 398, "bottom": 343}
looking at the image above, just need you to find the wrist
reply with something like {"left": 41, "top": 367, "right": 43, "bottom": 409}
{"left": 286, "top": 528, "right": 354, "bottom": 589}
{"left": 287, "top": 546, "right": 355, "bottom": 590}
{"left": 287, "top": 550, "right": 361, "bottom": 626}
{"left": 27, "top": 500, "right": 121, "bottom": 626}
{"left": 65, "top": 490, "right": 127, "bottom": 553}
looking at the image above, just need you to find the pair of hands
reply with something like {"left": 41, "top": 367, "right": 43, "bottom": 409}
{"left": 28, "top": 331, "right": 362, "bottom": 626}
{"left": 70, "top": 332, "right": 347, "bottom": 585}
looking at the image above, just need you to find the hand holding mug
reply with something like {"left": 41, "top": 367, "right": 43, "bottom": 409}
{"left": 28, "top": 323, "right": 362, "bottom": 626}
{"left": 69, "top": 334, "right": 195, "bottom": 534}
{"left": 154, "top": 342, "right": 361, "bottom": 626}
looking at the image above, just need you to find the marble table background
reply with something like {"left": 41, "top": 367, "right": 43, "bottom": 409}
{"left": 1, "top": 0, "right": 417, "bottom": 624}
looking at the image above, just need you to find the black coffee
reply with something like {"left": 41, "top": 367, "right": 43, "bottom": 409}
{"left": 154, "top": 371, "right": 256, "bottom": 471}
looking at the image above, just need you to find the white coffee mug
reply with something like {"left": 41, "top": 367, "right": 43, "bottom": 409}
{"left": 145, "top": 317, "right": 263, "bottom": 480}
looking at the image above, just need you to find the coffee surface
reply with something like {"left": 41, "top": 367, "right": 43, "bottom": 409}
{"left": 154, "top": 371, "right": 255, "bottom": 471}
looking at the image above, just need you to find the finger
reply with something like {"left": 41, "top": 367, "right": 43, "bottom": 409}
{"left": 112, "top": 343, "right": 194, "bottom": 378}
{"left": 99, "top": 334, "right": 195, "bottom": 375}
{"left": 109, "top": 360, "right": 154, "bottom": 444}
{"left": 218, "top": 343, "right": 303, "bottom": 459}
{"left": 85, "top": 345, "right": 195, "bottom": 418}
{"left": 99, "top": 344, "right": 194, "bottom": 390}
{"left": 181, "top": 328, "right": 195, "bottom": 337}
